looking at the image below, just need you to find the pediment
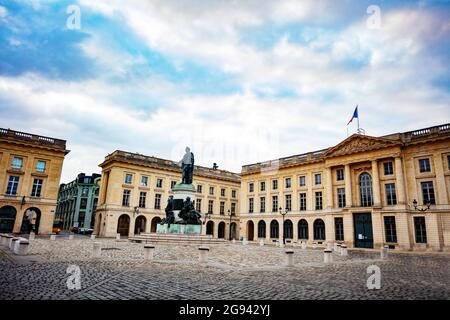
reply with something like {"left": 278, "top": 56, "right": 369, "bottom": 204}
{"left": 324, "top": 134, "right": 402, "bottom": 158}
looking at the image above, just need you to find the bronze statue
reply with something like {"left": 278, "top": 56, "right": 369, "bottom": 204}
{"left": 179, "top": 147, "right": 194, "bottom": 184}
{"left": 160, "top": 196, "right": 175, "bottom": 226}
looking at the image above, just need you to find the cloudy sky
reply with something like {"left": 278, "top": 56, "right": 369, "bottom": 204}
{"left": 0, "top": 0, "right": 449, "bottom": 182}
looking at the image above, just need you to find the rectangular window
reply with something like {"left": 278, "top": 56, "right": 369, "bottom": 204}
{"left": 315, "top": 191, "right": 323, "bottom": 210}
{"left": 31, "top": 178, "right": 43, "bottom": 197}
{"left": 12, "top": 157, "right": 23, "bottom": 170}
{"left": 414, "top": 217, "right": 427, "bottom": 244}
{"left": 122, "top": 190, "right": 130, "bottom": 206}
{"left": 419, "top": 158, "right": 431, "bottom": 173}
{"left": 6, "top": 176, "right": 20, "bottom": 195}
{"left": 248, "top": 198, "right": 254, "bottom": 213}
{"left": 196, "top": 199, "right": 202, "bottom": 212}
{"left": 272, "top": 180, "right": 278, "bottom": 190}
{"left": 315, "top": 173, "right": 322, "bottom": 185}
{"left": 220, "top": 201, "right": 225, "bottom": 215}
{"left": 141, "top": 176, "right": 148, "bottom": 187}
{"left": 249, "top": 183, "right": 254, "bottom": 193}
{"left": 285, "top": 194, "right": 292, "bottom": 211}
{"left": 154, "top": 194, "right": 161, "bottom": 209}
{"left": 208, "top": 200, "right": 214, "bottom": 214}
{"left": 299, "top": 176, "right": 306, "bottom": 187}
{"left": 299, "top": 193, "right": 306, "bottom": 211}
{"left": 124, "top": 174, "right": 133, "bottom": 184}
{"left": 36, "top": 160, "right": 46, "bottom": 173}
{"left": 221, "top": 188, "right": 226, "bottom": 197}
{"left": 334, "top": 217, "right": 344, "bottom": 241}
{"left": 385, "top": 183, "right": 397, "bottom": 205}
{"left": 260, "top": 197, "right": 265, "bottom": 213}
{"left": 197, "top": 185, "right": 202, "bottom": 193}
{"left": 230, "top": 202, "right": 236, "bottom": 215}
{"left": 232, "top": 190, "right": 236, "bottom": 198}
{"left": 81, "top": 187, "right": 89, "bottom": 197}
{"left": 421, "top": 181, "right": 436, "bottom": 205}
{"left": 384, "top": 216, "right": 397, "bottom": 243}
{"left": 384, "top": 162, "right": 394, "bottom": 175}
{"left": 285, "top": 178, "right": 292, "bottom": 189}
{"left": 272, "top": 195, "right": 278, "bottom": 212}
{"left": 80, "top": 198, "right": 87, "bottom": 210}
{"left": 171, "top": 181, "right": 177, "bottom": 189}
{"left": 139, "top": 192, "right": 147, "bottom": 208}
{"left": 337, "top": 188, "right": 346, "bottom": 208}
{"left": 209, "top": 186, "right": 214, "bottom": 195}
{"left": 156, "top": 179, "right": 163, "bottom": 188}
{"left": 260, "top": 181, "right": 265, "bottom": 192}
{"left": 336, "top": 169, "right": 344, "bottom": 181}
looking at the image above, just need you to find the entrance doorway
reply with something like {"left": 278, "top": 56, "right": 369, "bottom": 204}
{"left": 151, "top": 217, "right": 161, "bottom": 232}
{"left": 206, "top": 221, "right": 214, "bottom": 236}
{"left": 218, "top": 222, "right": 225, "bottom": 239}
{"left": 117, "top": 214, "right": 130, "bottom": 237}
{"left": 0, "top": 206, "right": 17, "bottom": 233}
{"left": 247, "top": 221, "right": 254, "bottom": 241}
{"left": 134, "top": 216, "right": 147, "bottom": 235}
{"left": 353, "top": 213, "right": 374, "bottom": 248}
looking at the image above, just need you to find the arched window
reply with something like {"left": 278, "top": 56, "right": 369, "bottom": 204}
{"left": 270, "top": 220, "right": 279, "bottom": 238}
{"left": 284, "top": 220, "right": 293, "bottom": 239}
{"left": 298, "top": 219, "right": 308, "bottom": 239}
{"left": 258, "top": 220, "right": 266, "bottom": 238}
{"left": 360, "top": 173, "right": 373, "bottom": 207}
{"left": 313, "top": 219, "right": 325, "bottom": 240}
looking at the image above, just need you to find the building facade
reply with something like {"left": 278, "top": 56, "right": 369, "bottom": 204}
{"left": 95, "top": 151, "right": 240, "bottom": 238}
{"left": 55, "top": 173, "right": 101, "bottom": 230}
{"left": 0, "top": 128, "right": 69, "bottom": 235}
{"left": 240, "top": 124, "right": 450, "bottom": 252}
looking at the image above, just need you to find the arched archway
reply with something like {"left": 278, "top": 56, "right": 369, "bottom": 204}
{"left": 270, "top": 220, "right": 279, "bottom": 239}
{"left": 206, "top": 221, "right": 214, "bottom": 236}
{"left": 230, "top": 222, "right": 237, "bottom": 240}
{"left": 0, "top": 206, "right": 17, "bottom": 233}
{"left": 257, "top": 220, "right": 266, "bottom": 238}
{"left": 284, "top": 219, "right": 293, "bottom": 239}
{"left": 359, "top": 172, "right": 373, "bottom": 207}
{"left": 117, "top": 214, "right": 130, "bottom": 236}
{"left": 313, "top": 219, "right": 325, "bottom": 240}
{"left": 247, "top": 220, "right": 254, "bottom": 241}
{"left": 298, "top": 219, "right": 308, "bottom": 240}
{"left": 134, "top": 215, "right": 147, "bottom": 235}
{"left": 21, "top": 207, "right": 41, "bottom": 234}
{"left": 218, "top": 222, "right": 225, "bottom": 239}
{"left": 151, "top": 216, "right": 161, "bottom": 232}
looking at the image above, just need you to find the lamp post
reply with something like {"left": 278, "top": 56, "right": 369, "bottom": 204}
{"left": 133, "top": 206, "right": 139, "bottom": 218}
{"left": 228, "top": 209, "right": 233, "bottom": 241}
{"left": 279, "top": 206, "right": 288, "bottom": 245}
{"left": 412, "top": 199, "right": 431, "bottom": 212}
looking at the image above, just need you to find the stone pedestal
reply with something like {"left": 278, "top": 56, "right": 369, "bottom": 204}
{"left": 341, "top": 245, "right": 348, "bottom": 256}
{"left": 91, "top": 235, "right": 96, "bottom": 240}
{"left": 144, "top": 245, "right": 155, "bottom": 261}
{"left": 259, "top": 239, "right": 265, "bottom": 246}
{"left": 29, "top": 232, "right": 35, "bottom": 241}
{"left": 157, "top": 224, "right": 201, "bottom": 235}
{"left": 92, "top": 242, "right": 102, "bottom": 258}
{"left": 10, "top": 237, "right": 19, "bottom": 250}
{"left": 50, "top": 234, "right": 56, "bottom": 241}
{"left": 285, "top": 250, "right": 294, "bottom": 266}
{"left": 324, "top": 249, "right": 333, "bottom": 263}
{"left": 15, "top": 240, "right": 29, "bottom": 255}
{"left": 198, "top": 246, "right": 209, "bottom": 264}
{"left": 380, "top": 245, "right": 389, "bottom": 259}
{"left": 301, "top": 241, "right": 307, "bottom": 250}
{"left": 69, "top": 234, "right": 74, "bottom": 240}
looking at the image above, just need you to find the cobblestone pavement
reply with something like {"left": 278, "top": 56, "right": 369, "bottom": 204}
{"left": 0, "top": 238, "right": 449, "bottom": 300}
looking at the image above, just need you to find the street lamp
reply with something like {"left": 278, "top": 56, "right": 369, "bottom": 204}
{"left": 412, "top": 199, "right": 431, "bottom": 212}
{"left": 228, "top": 209, "right": 233, "bottom": 241}
{"left": 279, "top": 206, "right": 288, "bottom": 244}
{"left": 133, "top": 206, "right": 139, "bottom": 218}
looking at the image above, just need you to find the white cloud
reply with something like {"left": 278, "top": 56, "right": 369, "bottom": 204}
{"left": 0, "top": 5, "right": 8, "bottom": 18}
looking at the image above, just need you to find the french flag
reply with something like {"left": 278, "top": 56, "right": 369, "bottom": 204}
{"left": 347, "top": 105, "right": 358, "bottom": 125}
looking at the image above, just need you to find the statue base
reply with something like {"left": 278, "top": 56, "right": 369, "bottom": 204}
{"left": 171, "top": 183, "right": 197, "bottom": 224}
{"left": 156, "top": 224, "right": 201, "bottom": 235}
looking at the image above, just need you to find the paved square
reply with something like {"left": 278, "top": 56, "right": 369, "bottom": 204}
{"left": 0, "top": 238, "right": 449, "bottom": 300}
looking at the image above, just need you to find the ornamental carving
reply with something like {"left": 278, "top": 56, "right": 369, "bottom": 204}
{"left": 326, "top": 136, "right": 399, "bottom": 158}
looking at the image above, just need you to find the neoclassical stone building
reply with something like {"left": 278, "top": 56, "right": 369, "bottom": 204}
{"left": 95, "top": 150, "right": 240, "bottom": 238}
{"left": 240, "top": 124, "right": 450, "bottom": 252}
{"left": 0, "top": 128, "right": 69, "bottom": 235}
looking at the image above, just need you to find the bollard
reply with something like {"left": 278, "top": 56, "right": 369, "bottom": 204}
{"left": 324, "top": 249, "right": 333, "bottom": 263}
{"left": 69, "top": 234, "right": 74, "bottom": 240}
{"left": 15, "top": 240, "right": 30, "bottom": 256}
{"left": 334, "top": 242, "right": 338, "bottom": 252}
{"left": 285, "top": 250, "right": 294, "bottom": 267}
{"left": 232, "top": 239, "right": 236, "bottom": 244}
{"left": 5, "top": 235, "right": 13, "bottom": 247}
{"left": 301, "top": 241, "right": 307, "bottom": 250}
{"left": 92, "top": 242, "right": 102, "bottom": 258}
{"left": 337, "top": 244, "right": 342, "bottom": 255}
{"left": 91, "top": 234, "right": 96, "bottom": 240}
{"left": 0, "top": 234, "right": 6, "bottom": 246}
{"left": 50, "top": 234, "right": 56, "bottom": 241}
{"left": 341, "top": 244, "right": 348, "bottom": 256}
{"left": 380, "top": 245, "right": 388, "bottom": 259}
{"left": 144, "top": 245, "right": 155, "bottom": 261}
{"left": 116, "top": 233, "right": 121, "bottom": 240}
{"left": 326, "top": 242, "right": 333, "bottom": 250}
{"left": 259, "top": 239, "right": 264, "bottom": 246}
{"left": 14, "top": 238, "right": 26, "bottom": 253}
{"left": 242, "top": 238, "right": 248, "bottom": 245}
{"left": 198, "top": 246, "right": 209, "bottom": 264}
{"left": 29, "top": 232, "right": 35, "bottom": 241}
{"left": 10, "top": 237, "right": 19, "bottom": 251}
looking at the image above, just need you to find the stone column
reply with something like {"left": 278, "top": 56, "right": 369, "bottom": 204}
{"left": 372, "top": 160, "right": 381, "bottom": 207}
{"left": 325, "top": 167, "right": 333, "bottom": 209}
{"left": 344, "top": 164, "right": 352, "bottom": 207}
{"left": 395, "top": 157, "right": 406, "bottom": 205}
{"left": 434, "top": 153, "right": 448, "bottom": 205}
{"left": 307, "top": 172, "right": 314, "bottom": 211}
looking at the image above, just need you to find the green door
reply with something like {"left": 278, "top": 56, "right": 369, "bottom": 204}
{"left": 353, "top": 213, "right": 374, "bottom": 248}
